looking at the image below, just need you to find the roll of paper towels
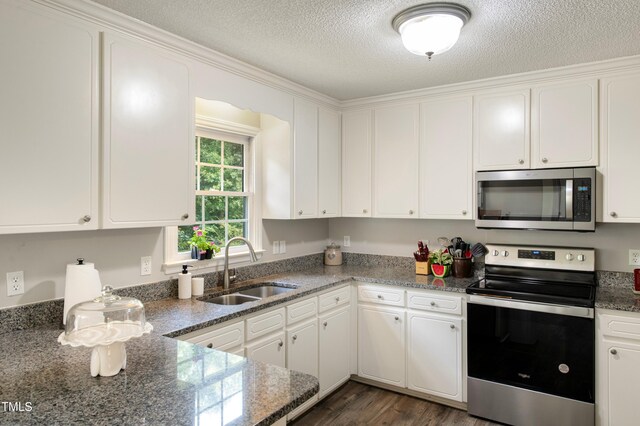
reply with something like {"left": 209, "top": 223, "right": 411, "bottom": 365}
{"left": 63, "top": 259, "right": 102, "bottom": 325}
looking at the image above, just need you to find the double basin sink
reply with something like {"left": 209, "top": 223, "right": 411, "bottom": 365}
{"left": 201, "top": 283, "right": 295, "bottom": 305}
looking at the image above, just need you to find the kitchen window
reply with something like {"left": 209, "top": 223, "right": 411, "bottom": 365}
{"left": 164, "top": 120, "right": 262, "bottom": 272}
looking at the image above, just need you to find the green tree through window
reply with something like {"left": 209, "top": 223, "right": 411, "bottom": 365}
{"left": 178, "top": 135, "right": 249, "bottom": 251}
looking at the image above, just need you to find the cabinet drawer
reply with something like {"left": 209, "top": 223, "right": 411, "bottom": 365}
{"left": 358, "top": 284, "right": 405, "bottom": 307}
{"left": 178, "top": 320, "right": 244, "bottom": 351}
{"left": 246, "top": 308, "right": 285, "bottom": 341}
{"left": 407, "top": 291, "right": 462, "bottom": 315}
{"left": 599, "top": 311, "right": 640, "bottom": 341}
{"left": 319, "top": 286, "right": 351, "bottom": 313}
{"left": 287, "top": 296, "right": 318, "bottom": 325}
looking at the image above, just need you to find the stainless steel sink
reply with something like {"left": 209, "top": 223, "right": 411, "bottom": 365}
{"left": 238, "top": 285, "right": 295, "bottom": 298}
{"left": 204, "top": 294, "right": 260, "bottom": 305}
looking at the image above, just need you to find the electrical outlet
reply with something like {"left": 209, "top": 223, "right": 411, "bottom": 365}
{"left": 272, "top": 241, "right": 280, "bottom": 255}
{"left": 344, "top": 236, "right": 351, "bottom": 247}
{"left": 6, "top": 271, "right": 24, "bottom": 296}
{"left": 279, "top": 241, "right": 286, "bottom": 254}
{"left": 630, "top": 249, "right": 640, "bottom": 266}
{"left": 140, "top": 256, "right": 152, "bottom": 276}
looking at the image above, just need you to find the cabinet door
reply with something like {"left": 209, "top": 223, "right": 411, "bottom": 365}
{"left": 319, "top": 307, "right": 350, "bottom": 397}
{"left": 601, "top": 73, "right": 640, "bottom": 223}
{"left": 102, "top": 33, "right": 194, "bottom": 228}
{"left": 407, "top": 312, "right": 462, "bottom": 401}
{"left": 474, "top": 89, "right": 530, "bottom": 170}
{"left": 342, "top": 110, "right": 372, "bottom": 217}
{"left": 318, "top": 108, "right": 341, "bottom": 217}
{"left": 245, "top": 331, "right": 286, "bottom": 368}
{"left": 420, "top": 97, "right": 472, "bottom": 219}
{"left": 600, "top": 340, "right": 640, "bottom": 426}
{"left": 293, "top": 98, "right": 318, "bottom": 218}
{"left": 287, "top": 319, "right": 318, "bottom": 377}
{"left": 373, "top": 104, "right": 420, "bottom": 218}
{"left": 358, "top": 305, "right": 405, "bottom": 387}
{"left": 532, "top": 79, "right": 598, "bottom": 168}
{"left": 0, "top": 2, "right": 99, "bottom": 233}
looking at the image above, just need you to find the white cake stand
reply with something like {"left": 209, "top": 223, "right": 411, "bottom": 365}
{"left": 59, "top": 321, "right": 153, "bottom": 377}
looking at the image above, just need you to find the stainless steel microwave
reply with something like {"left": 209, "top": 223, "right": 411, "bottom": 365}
{"left": 475, "top": 167, "right": 595, "bottom": 231}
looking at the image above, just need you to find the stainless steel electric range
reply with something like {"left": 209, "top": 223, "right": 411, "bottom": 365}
{"left": 466, "top": 244, "right": 596, "bottom": 426}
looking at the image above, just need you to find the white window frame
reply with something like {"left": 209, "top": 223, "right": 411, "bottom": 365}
{"left": 163, "top": 115, "right": 263, "bottom": 274}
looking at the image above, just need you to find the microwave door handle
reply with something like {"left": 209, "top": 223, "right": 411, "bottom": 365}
{"left": 566, "top": 179, "right": 573, "bottom": 220}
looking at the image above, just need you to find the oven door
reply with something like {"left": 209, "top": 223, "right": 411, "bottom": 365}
{"left": 467, "top": 296, "right": 594, "bottom": 403}
{"left": 475, "top": 168, "right": 595, "bottom": 231}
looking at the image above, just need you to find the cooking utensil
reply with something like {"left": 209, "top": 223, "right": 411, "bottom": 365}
{"left": 471, "top": 242, "right": 488, "bottom": 257}
{"left": 437, "top": 237, "right": 451, "bottom": 248}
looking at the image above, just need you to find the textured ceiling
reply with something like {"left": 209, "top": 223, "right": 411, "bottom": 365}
{"left": 91, "top": 0, "right": 640, "bottom": 100}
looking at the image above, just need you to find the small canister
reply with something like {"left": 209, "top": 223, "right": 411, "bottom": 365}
{"left": 324, "top": 242, "right": 343, "bottom": 266}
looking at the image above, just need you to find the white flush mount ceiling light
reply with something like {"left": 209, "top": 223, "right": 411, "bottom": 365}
{"left": 392, "top": 3, "right": 471, "bottom": 60}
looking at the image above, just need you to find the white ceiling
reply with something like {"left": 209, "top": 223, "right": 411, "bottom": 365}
{"left": 91, "top": 0, "right": 640, "bottom": 100}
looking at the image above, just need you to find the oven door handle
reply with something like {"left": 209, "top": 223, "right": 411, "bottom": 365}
{"left": 468, "top": 295, "right": 594, "bottom": 319}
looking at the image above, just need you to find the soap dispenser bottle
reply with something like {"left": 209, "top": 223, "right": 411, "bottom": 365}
{"left": 178, "top": 265, "right": 192, "bottom": 299}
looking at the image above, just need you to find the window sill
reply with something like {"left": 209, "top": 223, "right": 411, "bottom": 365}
{"left": 162, "top": 249, "right": 266, "bottom": 275}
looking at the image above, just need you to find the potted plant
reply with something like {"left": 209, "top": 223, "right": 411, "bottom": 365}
{"left": 189, "top": 227, "right": 220, "bottom": 260}
{"left": 428, "top": 249, "right": 453, "bottom": 278}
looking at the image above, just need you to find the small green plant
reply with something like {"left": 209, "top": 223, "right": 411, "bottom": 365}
{"left": 428, "top": 249, "right": 453, "bottom": 266}
{"left": 190, "top": 227, "right": 221, "bottom": 254}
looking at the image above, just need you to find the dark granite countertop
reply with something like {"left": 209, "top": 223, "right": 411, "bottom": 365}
{"left": 596, "top": 287, "right": 640, "bottom": 313}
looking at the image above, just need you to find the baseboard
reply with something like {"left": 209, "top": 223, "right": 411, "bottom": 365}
{"left": 350, "top": 375, "right": 468, "bottom": 411}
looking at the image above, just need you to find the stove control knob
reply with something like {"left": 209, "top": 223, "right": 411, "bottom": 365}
{"left": 501, "top": 250, "right": 509, "bottom": 257}
{"left": 577, "top": 254, "right": 585, "bottom": 262}
{"left": 493, "top": 250, "right": 499, "bottom": 256}
{"left": 565, "top": 253, "right": 574, "bottom": 261}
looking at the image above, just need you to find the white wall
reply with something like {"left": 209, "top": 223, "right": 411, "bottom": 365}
{"left": 0, "top": 219, "right": 328, "bottom": 309}
{"left": 328, "top": 218, "right": 640, "bottom": 273}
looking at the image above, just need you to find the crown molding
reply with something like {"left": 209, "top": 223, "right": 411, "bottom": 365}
{"left": 35, "top": 0, "right": 340, "bottom": 109}
{"left": 341, "top": 54, "right": 640, "bottom": 109}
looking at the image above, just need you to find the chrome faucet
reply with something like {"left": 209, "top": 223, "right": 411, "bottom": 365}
{"left": 223, "top": 237, "right": 258, "bottom": 289}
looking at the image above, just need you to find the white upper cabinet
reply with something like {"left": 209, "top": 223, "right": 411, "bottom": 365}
{"left": 102, "top": 32, "right": 194, "bottom": 228}
{"left": 373, "top": 104, "right": 420, "bottom": 218}
{"left": 601, "top": 72, "right": 640, "bottom": 223}
{"left": 293, "top": 98, "right": 319, "bottom": 218}
{"left": 531, "top": 79, "right": 598, "bottom": 168}
{"left": 420, "top": 97, "right": 473, "bottom": 219}
{"left": 474, "top": 88, "right": 531, "bottom": 170}
{"left": 318, "top": 108, "right": 342, "bottom": 217}
{"left": 0, "top": 2, "right": 99, "bottom": 234}
{"left": 342, "top": 110, "right": 372, "bottom": 217}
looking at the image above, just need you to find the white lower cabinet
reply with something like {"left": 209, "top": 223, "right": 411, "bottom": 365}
{"left": 357, "top": 305, "right": 406, "bottom": 387}
{"left": 245, "top": 331, "right": 286, "bottom": 368}
{"left": 407, "top": 311, "right": 462, "bottom": 401}
{"left": 287, "top": 318, "right": 319, "bottom": 377}
{"left": 597, "top": 309, "right": 640, "bottom": 426}
{"left": 319, "top": 306, "right": 351, "bottom": 397}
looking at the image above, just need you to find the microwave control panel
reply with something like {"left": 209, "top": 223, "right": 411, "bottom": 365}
{"left": 573, "top": 178, "right": 592, "bottom": 222}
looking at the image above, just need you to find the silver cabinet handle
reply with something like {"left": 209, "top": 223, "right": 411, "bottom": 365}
{"left": 335, "top": 297, "right": 340, "bottom": 302}
{"left": 394, "top": 316, "right": 399, "bottom": 321}
{"left": 323, "top": 322, "right": 328, "bottom": 327}
{"left": 450, "top": 324, "right": 455, "bottom": 329}
{"left": 181, "top": 213, "right": 189, "bottom": 220}
{"left": 610, "top": 212, "right": 617, "bottom": 218}
{"left": 292, "top": 335, "right": 297, "bottom": 341}
{"left": 298, "top": 210, "right": 303, "bottom": 215}
{"left": 363, "top": 209, "right": 368, "bottom": 214}
{"left": 278, "top": 341, "right": 283, "bottom": 348}
{"left": 518, "top": 159, "right": 525, "bottom": 165}
{"left": 462, "top": 210, "right": 467, "bottom": 215}
{"left": 610, "top": 348, "right": 617, "bottom": 355}
{"left": 409, "top": 210, "right": 414, "bottom": 215}
{"left": 207, "top": 343, "right": 213, "bottom": 349}
{"left": 322, "top": 210, "right": 326, "bottom": 214}
{"left": 82, "top": 215, "right": 91, "bottom": 223}
{"left": 430, "top": 301, "right": 436, "bottom": 306}
{"left": 542, "top": 158, "right": 548, "bottom": 163}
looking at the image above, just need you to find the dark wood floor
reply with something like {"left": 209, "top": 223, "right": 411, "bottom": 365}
{"left": 291, "top": 381, "right": 498, "bottom": 425}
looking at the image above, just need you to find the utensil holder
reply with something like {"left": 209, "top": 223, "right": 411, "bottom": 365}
{"left": 415, "top": 260, "right": 431, "bottom": 275}
{"left": 452, "top": 257, "right": 473, "bottom": 278}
